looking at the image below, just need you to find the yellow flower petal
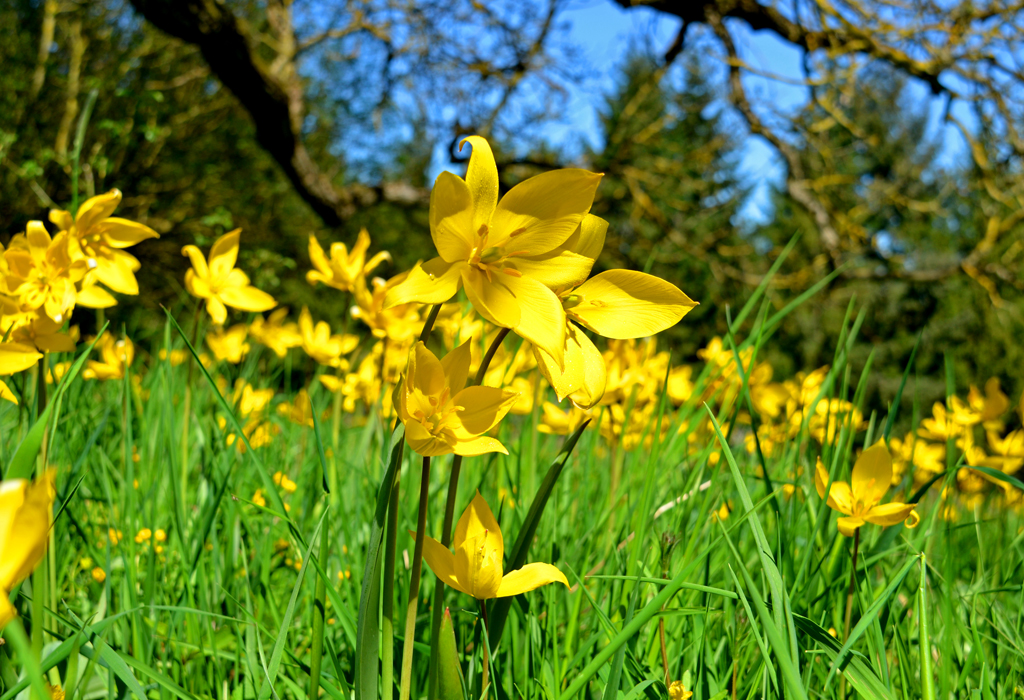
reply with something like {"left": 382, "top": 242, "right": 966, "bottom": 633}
{"left": 454, "top": 533, "right": 502, "bottom": 599}
{"left": 451, "top": 386, "right": 519, "bottom": 436}
{"left": 95, "top": 256, "right": 139, "bottom": 295}
{"left": 421, "top": 535, "right": 469, "bottom": 596}
{"left": 851, "top": 442, "right": 892, "bottom": 509}
{"left": 489, "top": 169, "right": 602, "bottom": 254}
{"left": 405, "top": 421, "right": 455, "bottom": 457}
{"left": 0, "top": 342, "right": 43, "bottom": 375}
{"left": 535, "top": 322, "right": 605, "bottom": 407}
{"left": 500, "top": 273, "right": 566, "bottom": 367}
{"left": 439, "top": 339, "right": 473, "bottom": 395}
{"left": 495, "top": 562, "right": 569, "bottom": 598}
{"left": 206, "top": 297, "right": 228, "bottom": 325}
{"left": 219, "top": 285, "right": 277, "bottom": 313}
{"left": 209, "top": 229, "right": 241, "bottom": 281}
{"left": 461, "top": 136, "right": 498, "bottom": 232}
{"left": 430, "top": 172, "right": 475, "bottom": 263}
{"left": 452, "top": 435, "right": 509, "bottom": 456}
{"left": 814, "top": 458, "right": 853, "bottom": 515}
{"left": 454, "top": 492, "right": 503, "bottom": 556}
{"left": 863, "top": 502, "right": 918, "bottom": 527}
{"left": 96, "top": 218, "right": 159, "bottom": 248}
{"left": 509, "top": 249, "right": 595, "bottom": 291}
{"left": 568, "top": 327, "right": 607, "bottom": 409}
{"left": 0, "top": 471, "right": 55, "bottom": 591}
{"left": 181, "top": 245, "right": 210, "bottom": 280}
{"left": 462, "top": 267, "right": 521, "bottom": 330}
{"left": 74, "top": 189, "right": 121, "bottom": 233}
{"left": 384, "top": 258, "right": 464, "bottom": 308}
{"left": 76, "top": 283, "right": 118, "bottom": 309}
{"left": 0, "top": 379, "right": 17, "bottom": 405}
{"left": 836, "top": 516, "right": 865, "bottom": 537}
{"left": 410, "top": 342, "right": 446, "bottom": 398}
{"left": 560, "top": 214, "right": 608, "bottom": 260}
{"left": 569, "top": 270, "right": 697, "bottom": 339}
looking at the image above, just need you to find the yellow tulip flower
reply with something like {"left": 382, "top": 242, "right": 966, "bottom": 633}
{"left": 396, "top": 341, "right": 518, "bottom": 457}
{"left": 4, "top": 223, "right": 86, "bottom": 323}
{"left": 384, "top": 135, "right": 602, "bottom": 365}
{"left": 82, "top": 332, "right": 134, "bottom": 381}
{"left": 815, "top": 442, "right": 920, "bottom": 537}
{"left": 0, "top": 470, "right": 55, "bottom": 627}
{"left": 350, "top": 271, "right": 421, "bottom": 343}
{"left": 298, "top": 307, "right": 358, "bottom": 369}
{"left": 249, "top": 308, "right": 302, "bottom": 358}
{"left": 182, "top": 230, "right": 277, "bottom": 325}
{"left": 49, "top": 189, "right": 159, "bottom": 300}
{"left": 421, "top": 492, "right": 568, "bottom": 600}
{"left": 306, "top": 229, "right": 391, "bottom": 292}
{"left": 207, "top": 324, "right": 250, "bottom": 364}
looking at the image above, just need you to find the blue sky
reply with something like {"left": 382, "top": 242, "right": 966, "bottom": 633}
{"left": 554, "top": 0, "right": 972, "bottom": 226}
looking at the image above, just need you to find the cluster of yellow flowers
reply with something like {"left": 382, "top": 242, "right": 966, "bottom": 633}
{"left": 0, "top": 189, "right": 158, "bottom": 400}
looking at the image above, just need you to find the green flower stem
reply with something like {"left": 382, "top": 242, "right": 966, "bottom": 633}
{"left": 427, "top": 326, "right": 511, "bottom": 699}
{"left": 382, "top": 475, "right": 400, "bottom": 697}
{"left": 398, "top": 456, "right": 431, "bottom": 700}
{"left": 308, "top": 503, "right": 330, "bottom": 699}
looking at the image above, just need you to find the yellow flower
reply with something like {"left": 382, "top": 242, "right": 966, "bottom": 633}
{"left": 421, "top": 492, "right": 568, "bottom": 600}
{"left": 396, "top": 341, "right": 518, "bottom": 457}
{"left": 272, "top": 471, "right": 298, "bottom": 493}
{"left": 350, "top": 271, "right": 421, "bottom": 343}
{"left": 206, "top": 324, "right": 250, "bottom": 364}
{"left": 154, "top": 529, "right": 167, "bottom": 542}
{"left": 249, "top": 308, "right": 302, "bottom": 358}
{"left": 251, "top": 489, "right": 267, "bottom": 507}
{"left": 0, "top": 340, "right": 43, "bottom": 404}
{"left": 182, "top": 229, "right": 276, "bottom": 325}
{"left": 298, "top": 307, "right": 358, "bottom": 368}
{"left": 307, "top": 229, "right": 391, "bottom": 292}
{"left": 135, "top": 528, "right": 152, "bottom": 544}
{"left": 4, "top": 222, "right": 85, "bottom": 323}
{"left": 4, "top": 313, "right": 77, "bottom": 354}
{"left": 158, "top": 349, "right": 189, "bottom": 366}
{"left": 815, "top": 442, "right": 920, "bottom": 537}
{"left": 532, "top": 215, "right": 697, "bottom": 408}
{"left": 668, "top": 681, "right": 693, "bottom": 700}
{"left": 82, "top": 333, "right": 134, "bottom": 381}
{"left": 0, "top": 471, "right": 55, "bottom": 627}
{"left": 384, "top": 135, "right": 602, "bottom": 364}
{"left": 91, "top": 567, "right": 106, "bottom": 583}
{"left": 49, "top": 189, "right": 158, "bottom": 301}
{"left": 967, "top": 377, "right": 1010, "bottom": 424}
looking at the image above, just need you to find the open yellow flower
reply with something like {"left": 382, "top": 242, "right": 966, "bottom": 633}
{"left": 82, "top": 333, "right": 134, "bottom": 381}
{"left": 815, "top": 442, "right": 920, "bottom": 537}
{"left": 249, "top": 308, "right": 302, "bottom": 358}
{"left": 384, "top": 135, "right": 602, "bottom": 364}
{"left": 421, "top": 492, "right": 568, "bottom": 600}
{"left": 182, "top": 230, "right": 276, "bottom": 325}
{"left": 307, "top": 229, "right": 391, "bottom": 292}
{"left": 0, "top": 470, "right": 55, "bottom": 627}
{"left": 50, "top": 189, "right": 159, "bottom": 301}
{"left": 298, "top": 307, "right": 358, "bottom": 368}
{"left": 351, "top": 271, "right": 421, "bottom": 343}
{"left": 0, "top": 340, "right": 43, "bottom": 404}
{"left": 396, "top": 341, "right": 518, "bottom": 457}
{"left": 4, "top": 223, "right": 85, "bottom": 323}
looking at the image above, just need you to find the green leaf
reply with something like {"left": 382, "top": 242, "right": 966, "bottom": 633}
{"left": 436, "top": 608, "right": 466, "bottom": 700}
{"left": 355, "top": 425, "right": 405, "bottom": 700}
{"left": 791, "top": 614, "right": 895, "bottom": 700}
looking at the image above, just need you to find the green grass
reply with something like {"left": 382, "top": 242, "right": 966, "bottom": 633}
{"left": 1, "top": 303, "right": 1022, "bottom": 700}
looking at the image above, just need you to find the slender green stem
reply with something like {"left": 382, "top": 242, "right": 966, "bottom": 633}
{"left": 308, "top": 503, "right": 330, "bottom": 700}
{"left": 840, "top": 527, "right": 860, "bottom": 700}
{"left": 382, "top": 473, "right": 400, "bottom": 697}
{"left": 918, "top": 554, "right": 935, "bottom": 700}
{"left": 419, "top": 304, "right": 442, "bottom": 344}
{"left": 399, "top": 456, "right": 431, "bottom": 700}
{"left": 181, "top": 308, "right": 200, "bottom": 507}
{"left": 427, "top": 326, "right": 511, "bottom": 699}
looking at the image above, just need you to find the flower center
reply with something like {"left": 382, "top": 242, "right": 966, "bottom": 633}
{"left": 468, "top": 225, "right": 528, "bottom": 282}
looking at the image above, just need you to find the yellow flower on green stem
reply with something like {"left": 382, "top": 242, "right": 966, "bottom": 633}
{"left": 815, "top": 442, "right": 920, "bottom": 537}
{"left": 384, "top": 135, "right": 602, "bottom": 365}
{"left": 182, "top": 229, "right": 276, "bottom": 325}
{"left": 421, "top": 492, "right": 568, "bottom": 600}
{"left": 4, "top": 222, "right": 85, "bottom": 323}
{"left": 50, "top": 189, "right": 159, "bottom": 302}
{"left": 5, "top": 314, "right": 77, "bottom": 354}
{"left": 0, "top": 470, "right": 55, "bottom": 627}
{"left": 396, "top": 341, "right": 518, "bottom": 457}
{"left": 307, "top": 229, "right": 391, "bottom": 292}
{"left": 82, "top": 332, "right": 134, "bottom": 381}
{"left": 298, "top": 307, "right": 358, "bottom": 369}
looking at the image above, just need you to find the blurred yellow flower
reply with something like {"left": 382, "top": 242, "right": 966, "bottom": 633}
{"left": 272, "top": 471, "right": 298, "bottom": 493}
{"left": 307, "top": 229, "right": 391, "bottom": 292}
{"left": 298, "top": 307, "right": 358, "bottom": 369}
{"left": 83, "top": 333, "right": 134, "bottom": 381}
{"left": 50, "top": 189, "right": 158, "bottom": 302}
{"left": 206, "top": 323, "right": 250, "bottom": 364}
{"left": 815, "top": 442, "right": 919, "bottom": 537}
{"left": 396, "top": 341, "right": 517, "bottom": 457}
{"left": 0, "top": 340, "right": 43, "bottom": 404}
{"left": 135, "top": 528, "right": 152, "bottom": 544}
{"left": 0, "top": 470, "right": 55, "bottom": 627}
{"left": 277, "top": 388, "right": 314, "bottom": 427}
{"left": 668, "top": 681, "right": 693, "bottom": 700}
{"left": 351, "top": 271, "right": 421, "bottom": 343}
{"left": 4, "top": 223, "right": 85, "bottom": 323}
{"left": 91, "top": 567, "right": 106, "bottom": 583}
{"left": 385, "top": 135, "right": 602, "bottom": 364}
{"left": 421, "top": 492, "right": 568, "bottom": 600}
{"left": 249, "top": 308, "right": 301, "bottom": 358}
{"left": 182, "top": 229, "right": 276, "bottom": 325}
